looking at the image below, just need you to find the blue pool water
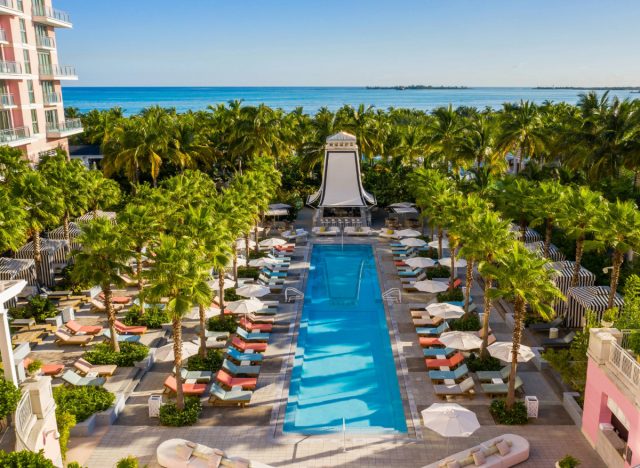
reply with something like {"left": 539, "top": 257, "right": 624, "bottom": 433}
{"left": 284, "top": 244, "right": 407, "bottom": 434}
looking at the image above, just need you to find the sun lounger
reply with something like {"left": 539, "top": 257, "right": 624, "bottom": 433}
{"left": 378, "top": 229, "right": 399, "bottom": 239}
{"left": 476, "top": 366, "right": 511, "bottom": 382}
{"left": 258, "top": 273, "right": 284, "bottom": 285}
{"left": 529, "top": 316, "right": 563, "bottom": 331}
{"left": 74, "top": 358, "right": 117, "bottom": 377}
{"left": 180, "top": 368, "right": 213, "bottom": 383}
{"left": 428, "top": 364, "right": 469, "bottom": 382}
{"left": 261, "top": 268, "right": 288, "bottom": 278}
{"left": 312, "top": 226, "right": 340, "bottom": 236}
{"left": 23, "top": 358, "right": 64, "bottom": 377}
{"left": 163, "top": 375, "right": 207, "bottom": 396}
{"left": 118, "top": 274, "right": 138, "bottom": 287}
{"left": 419, "top": 337, "right": 444, "bottom": 348}
{"left": 422, "top": 347, "right": 456, "bottom": 358}
{"left": 413, "top": 316, "right": 443, "bottom": 327}
{"left": 433, "top": 376, "right": 475, "bottom": 399}
{"left": 542, "top": 331, "right": 576, "bottom": 348}
{"left": 236, "top": 327, "right": 270, "bottom": 342}
{"left": 98, "top": 292, "right": 131, "bottom": 304}
{"left": 208, "top": 383, "right": 253, "bottom": 407}
{"left": 244, "top": 313, "right": 274, "bottom": 324}
{"left": 416, "top": 322, "right": 449, "bottom": 337}
{"left": 226, "top": 347, "right": 264, "bottom": 363}
{"left": 231, "top": 336, "right": 267, "bottom": 353}
{"left": 425, "top": 352, "right": 465, "bottom": 369}
{"left": 239, "top": 317, "right": 273, "bottom": 333}
{"left": 424, "top": 433, "right": 530, "bottom": 468}
{"left": 222, "top": 359, "right": 261, "bottom": 376}
{"left": 114, "top": 320, "right": 147, "bottom": 335}
{"left": 62, "top": 370, "right": 105, "bottom": 387}
{"left": 102, "top": 329, "right": 141, "bottom": 343}
{"left": 282, "top": 228, "right": 308, "bottom": 240}
{"left": 54, "top": 330, "right": 93, "bottom": 346}
{"left": 344, "top": 226, "right": 372, "bottom": 236}
{"left": 65, "top": 320, "right": 103, "bottom": 336}
{"left": 89, "top": 298, "right": 124, "bottom": 313}
{"left": 481, "top": 376, "right": 524, "bottom": 396}
{"left": 216, "top": 368, "right": 257, "bottom": 390}
{"left": 204, "top": 330, "right": 230, "bottom": 341}
{"left": 398, "top": 268, "right": 424, "bottom": 277}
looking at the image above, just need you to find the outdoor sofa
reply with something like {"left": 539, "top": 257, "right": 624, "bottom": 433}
{"left": 423, "top": 433, "right": 530, "bottom": 468}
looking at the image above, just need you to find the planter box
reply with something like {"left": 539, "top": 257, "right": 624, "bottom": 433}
{"left": 563, "top": 392, "right": 583, "bottom": 426}
{"left": 61, "top": 306, "right": 75, "bottom": 322}
{"left": 69, "top": 413, "right": 97, "bottom": 437}
{"left": 44, "top": 314, "right": 63, "bottom": 329}
{"left": 134, "top": 349, "right": 155, "bottom": 374}
{"left": 81, "top": 286, "right": 102, "bottom": 299}
{"left": 95, "top": 393, "right": 125, "bottom": 426}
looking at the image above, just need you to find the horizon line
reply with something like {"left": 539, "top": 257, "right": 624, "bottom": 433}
{"left": 61, "top": 85, "right": 640, "bottom": 89}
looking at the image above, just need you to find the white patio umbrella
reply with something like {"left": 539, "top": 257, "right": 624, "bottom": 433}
{"left": 207, "top": 278, "right": 235, "bottom": 291}
{"left": 426, "top": 302, "right": 465, "bottom": 320}
{"left": 414, "top": 280, "right": 449, "bottom": 294}
{"left": 236, "top": 284, "right": 271, "bottom": 298}
{"left": 400, "top": 237, "right": 427, "bottom": 247}
{"left": 488, "top": 342, "right": 535, "bottom": 363}
{"left": 396, "top": 229, "right": 422, "bottom": 238}
{"left": 439, "top": 257, "right": 467, "bottom": 268}
{"left": 428, "top": 239, "right": 449, "bottom": 250}
{"left": 248, "top": 257, "right": 280, "bottom": 268}
{"left": 422, "top": 403, "right": 480, "bottom": 453}
{"left": 186, "top": 305, "right": 219, "bottom": 320}
{"left": 438, "top": 331, "right": 482, "bottom": 351}
{"left": 259, "top": 238, "right": 286, "bottom": 248}
{"left": 155, "top": 341, "right": 200, "bottom": 362}
{"left": 404, "top": 257, "right": 436, "bottom": 268}
{"left": 225, "top": 298, "right": 264, "bottom": 315}
{"left": 236, "top": 239, "right": 256, "bottom": 250}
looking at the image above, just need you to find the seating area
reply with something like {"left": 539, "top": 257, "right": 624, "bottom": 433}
{"left": 156, "top": 438, "right": 273, "bottom": 468}
{"left": 423, "top": 434, "right": 530, "bottom": 468}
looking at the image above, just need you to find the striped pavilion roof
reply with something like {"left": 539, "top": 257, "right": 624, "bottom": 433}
{"left": 47, "top": 222, "right": 82, "bottom": 240}
{"left": 567, "top": 286, "right": 624, "bottom": 311}
{"left": 76, "top": 210, "right": 117, "bottom": 224}
{"left": 524, "top": 241, "right": 566, "bottom": 262}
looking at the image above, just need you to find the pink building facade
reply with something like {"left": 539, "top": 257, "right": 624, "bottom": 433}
{"left": 0, "top": 0, "right": 81, "bottom": 164}
{"left": 582, "top": 328, "right": 640, "bottom": 468}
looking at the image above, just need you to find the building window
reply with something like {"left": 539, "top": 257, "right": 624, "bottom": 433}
{"left": 17, "top": 0, "right": 24, "bottom": 11}
{"left": 27, "top": 81, "right": 35, "bottom": 104}
{"left": 37, "top": 52, "right": 51, "bottom": 75}
{"left": 0, "top": 110, "right": 12, "bottom": 130}
{"left": 31, "top": 109, "right": 39, "bottom": 134}
{"left": 23, "top": 50, "right": 31, "bottom": 74}
{"left": 19, "top": 19, "right": 27, "bottom": 43}
{"left": 45, "top": 109, "right": 58, "bottom": 130}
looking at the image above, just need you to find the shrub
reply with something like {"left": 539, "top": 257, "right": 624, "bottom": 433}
{"left": 67, "top": 463, "right": 85, "bottom": 468}
{"left": 558, "top": 455, "right": 581, "bottom": 468}
{"left": 449, "top": 313, "right": 481, "bottom": 331}
{"left": 84, "top": 341, "right": 149, "bottom": 367}
{"left": 159, "top": 397, "right": 202, "bottom": 427}
{"left": 237, "top": 266, "right": 260, "bottom": 280}
{"left": 418, "top": 248, "right": 439, "bottom": 259}
{"left": 187, "top": 349, "right": 224, "bottom": 372}
{"left": 116, "top": 456, "right": 143, "bottom": 468}
{"left": 9, "top": 296, "right": 58, "bottom": 323}
{"left": 425, "top": 265, "right": 450, "bottom": 279}
{"left": 0, "top": 379, "right": 22, "bottom": 420}
{"left": 248, "top": 250, "right": 267, "bottom": 260}
{"left": 57, "top": 410, "right": 76, "bottom": 459}
{"left": 437, "top": 288, "right": 463, "bottom": 302}
{"left": 58, "top": 264, "right": 93, "bottom": 293}
{"left": 223, "top": 288, "right": 241, "bottom": 302}
{"left": 489, "top": 399, "right": 528, "bottom": 425}
{"left": 466, "top": 353, "right": 503, "bottom": 372}
{"left": 124, "top": 304, "right": 169, "bottom": 329}
{"left": 0, "top": 450, "right": 55, "bottom": 467}
{"left": 26, "top": 358, "right": 42, "bottom": 376}
{"left": 53, "top": 385, "right": 115, "bottom": 422}
{"left": 207, "top": 314, "right": 237, "bottom": 333}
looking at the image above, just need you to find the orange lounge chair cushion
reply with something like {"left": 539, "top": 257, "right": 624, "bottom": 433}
{"left": 114, "top": 320, "right": 147, "bottom": 335}
{"left": 425, "top": 352, "right": 464, "bottom": 369}
{"left": 419, "top": 337, "right": 443, "bottom": 348}
{"left": 216, "top": 369, "right": 257, "bottom": 390}
{"left": 163, "top": 375, "right": 206, "bottom": 395}
{"left": 239, "top": 317, "right": 272, "bottom": 332}
{"left": 99, "top": 292, "right": 131, "bottom": 304}
{"left": 65, "top": 320, "right": 103, "bottom": 335}
{"left": 24, "top": 358, "right": 64, "bottom": 376}
{"left": 231, "top": 337, "right": 267, "bottom": 352}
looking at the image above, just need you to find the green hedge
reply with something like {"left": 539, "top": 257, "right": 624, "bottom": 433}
{"left": 426, "top": 265, "right": 450, "bottom": 279}
{"left": 9, "top": 296, "right": 59, "bottom": 323}
{"left": 237, "top": 266, "right": 260, "bottom": 280}
{"left": 418, "top": 248, "right": 439, "bottom": 259}
{"left": 449, "top": 313, "right": 481, "bottom": 331}
{"left": 159, "top": 397, "right": 202, "bottom": 427}
{"left": 437, "top": 288, "right": 464, "bottom": 302}
{"left": 0, "top": 379, "right": 22, "bottom": 420}
{"left": 84, "top": 341, "right": 149, "bottom": 367}
{"left": 53, "top": 386, "right": 115, "bottom": 422}
{"left": 466, "top": 353, "right": 503, "bottom": 372}
{"left": 223, "top": 288, "right": 241, "bottom": 302}
{"left": 0, "top": 450, "right": 56, "bottom": 467}
{"left": 489, "top": 399, "right": 528, "bottom": 425}
{"left": 123, "top": 304, "right": 169, "bottom": 329}
{"left": 187, "top": 349, "right": 224, "bottom": 372}
{"left": 207, "top": 315, "right": 237, "bottom": 333}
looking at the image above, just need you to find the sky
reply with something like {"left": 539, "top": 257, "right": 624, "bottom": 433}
{"left": 55, "top": 0, "right": 640, "bottom": 87}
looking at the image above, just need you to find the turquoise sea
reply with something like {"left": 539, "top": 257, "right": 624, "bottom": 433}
{"left": 61, "top": 87, "right": 639, "bottom": 115}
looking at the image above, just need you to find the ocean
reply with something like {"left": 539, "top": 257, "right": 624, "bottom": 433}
{"left": 61, "top": 86, "right": 640, "bottom": 116}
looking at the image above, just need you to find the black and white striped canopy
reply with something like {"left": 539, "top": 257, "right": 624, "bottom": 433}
{"left": 510, "top": 224, "right": 542, "bottom": 243}
{"left": 47, "top": 222, "right": 83, "bottom": 250}
{"left": 76, "top": 210, "right": 117, "bottom": 224}
{"left": 0, "top": 258, "right": 36, "bottom": 285}
{"left": 524, "top": 241, "right": 566, "bottom": 262}
{"left": 566, "top": 286, "right": 625, "bottom": 328}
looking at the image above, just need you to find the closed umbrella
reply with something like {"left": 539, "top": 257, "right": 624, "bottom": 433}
{"left": 259, "top": 238, "right": 286, "bottom": 248}
{"left": 396, "top": 229, "right": 422, "bottom": 238}
{"left": 400, "top": 238, "right": 427, "bottom": 247}
{"left": 414, "top": 280, "right": 449, "bottom": 294}
{"left": 155, "top": 341, "right": 200, "bottom": 362}
{"left": 236, "top": 284, "right": 271, "bottom": 298}
{"left": 226, "top": 298, "right": 264, "bottom": 315}
{"left": 404, "top": 257, "right": 436, "bottom": 268}
{"left": 426, "top": 302, "right": 465, "bottom": 320}
{"left": 422, "top": 403, "right": 480, "bottom": 453}
{"left": 428, "top": 239, "right": 449, "bottom": 250}
{"left": 488, "top": 342, "right": 535, "bottom": 363}
{"left": 438, "top": 331, "right": 482, "bottom": 351}
{"left": 439, "top": 257, "right": 467, "bottom": 268}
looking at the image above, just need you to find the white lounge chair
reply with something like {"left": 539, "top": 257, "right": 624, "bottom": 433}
{"left": 312, "top": 226, "right": 340, "bottom": 236}
{"left": 344, "top": 226, "right": 372, "bottom": 236}
{"left": 157, "top": 438, "right": 273, "bottom": 468}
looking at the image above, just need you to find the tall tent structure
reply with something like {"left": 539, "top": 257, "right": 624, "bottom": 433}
{"left": 307, "top": 132, "right": 376, "bottom": 226}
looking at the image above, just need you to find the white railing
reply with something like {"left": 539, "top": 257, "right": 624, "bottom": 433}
{"left": 0, "top": 60, "right": 22, "bottom": 75}
{"left": 0, "top": 0, "right": 17, "bottom": 11}
{"left": 0, "top": 125, "right": 30, "bottom": 143}
{"left": 14, "top": 391, "right": 36, "bottom": 446}
{"left": 39, "top": 64, "right": 76, "bottom": 77}
{"left": 47, "top": 118, "right": 82, "bottom": 133}
{"left": 0, "top": 93, "right": 15, "bottom": 107}
{"left": 285, "top": 287, "right": 304, "bottom": 303}
{"left": 608, "top": 341, "right": 640, "bottom": 395}
{"left": 32, "top": 5, "right": 71, "bottom": 24}
{"left": 382, "top": 287, "right": 402, "bottom": 304}
{"left": 43, "top": 92, "right": 61, "bottom": 105}
{"left": 36, "top": 35, "right": 55, "bottom": 48}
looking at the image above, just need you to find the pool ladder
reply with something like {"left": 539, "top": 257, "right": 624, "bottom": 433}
{"left": 285, "top": 287, "right": 304, "bottom": 303}
{"left": 382, "top": 288, "right": 402, "bottom": 304}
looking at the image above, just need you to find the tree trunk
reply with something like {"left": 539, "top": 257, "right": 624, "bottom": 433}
{"left": 244, "top": 232, "right": 250, "bottom": 262}
{"left": 519, "top": 217, "right": 526, "bottom": 243}
{"left": 506, "top": 296, "right": 525, "bottom": 409}
{"left": 136, "top": 250, "right": 144, "bottom": 298}
{"left": 198, "top": 303, "right": 207, "bottom": 357}
{"left": 543, "top": 218, "right": 552, "bottom": 258}
{"left": 103, "top": 286, "right": 120, "bottom": 353}
{"left": 33, "top": 230, "right": 43, "bottom": 286}
{"left": 63, "top": 211, "right": 71, "bottom": 246}
{"left": 218, "top": 269, "right": 226, "bottom": 312}
{"left": 172, "top": 317, "right": 185, "bottom": 410}
{"left": 479, "top": 277, "right": 493, "bottom": 359}
{"left": 254, "top": 223, "right": 260, "bottom": 253}
{"left": 571, "top": 234, "right": 585, "bottom": 287}
{"left": 437, "top": 228, "right": 443, "bottom": 259}
{"left": 634, "top": 171, "right": 640, "bottom": 191}
{"left": 430, "top": 220, "right": 434, "bottom": 241}
{"left": 232, "top": 247, "right": 239, "bottom": 287}
{"left": 449, "top": 240, "right": 456, "bottom": 288}
{"left": 609, "top": 250, "right": 624, "bottom": 309}
{"left": 464, "top": 259, "right": 474, "bottom": 314}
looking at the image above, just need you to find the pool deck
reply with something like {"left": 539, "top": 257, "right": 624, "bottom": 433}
{"left": 74, "top": 208, "right": 605, "bottom": 467}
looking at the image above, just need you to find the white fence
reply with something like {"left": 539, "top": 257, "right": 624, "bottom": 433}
{"left": 608, "top": 341, "right": 640, "bottom": 395}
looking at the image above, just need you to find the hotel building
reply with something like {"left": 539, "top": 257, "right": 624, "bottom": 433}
{"left": 0, "top": 0, "right": 81, "bottom": 163}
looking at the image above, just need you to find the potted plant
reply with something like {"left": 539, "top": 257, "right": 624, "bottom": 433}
{"left": 26, "top": 359, "right": 43, "bottom": 380}
{"left": 601, "top": 308, "right": 618, "bottom": 328}
{"left": 556, "top": 455, "right": 580, "bottom": 468}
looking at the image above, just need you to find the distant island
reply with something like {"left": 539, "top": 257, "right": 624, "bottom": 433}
{"left": 535, "top": 86, "right": 640, "bottom": 90}
{"left": 366, "top": 85, "right": 469, "bottom": 90}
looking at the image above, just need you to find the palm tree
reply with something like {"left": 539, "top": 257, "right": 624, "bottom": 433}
{"left": 0, "top": 186, "right": 27, "bottom": 252}
{"left": 556, "top": 186, "right": 603, "bottom": 286}
{"left": 84, "top": 170, "right": 122, "bottom": 215}
{"left": 497, "top": 101, "right": 546, "bottom": 173}
{"left": 528, "top": 180, "right": 565, "bottom": 257}
{"left": 11, "top": 172, "right": 64, "bottom": 285}
{"left": 72, "top": 219, "right": 131, "bottom": 352}
{"left": 480, "top": 242, "right": 563, "bottom": 408}
{"left": 145, "top": 235, "right": 212, "bottom": 410}
{"left": 592, "top": 199, "right": 640, "bottom": 308}
{"left": 428, "top": 105, "right": 466, "bottom": 171}
{"left": 490, "top": 177, "right": 534, "bottom": 240}
{"left": 0, "top": 146, "right": 29, "bottom": 185}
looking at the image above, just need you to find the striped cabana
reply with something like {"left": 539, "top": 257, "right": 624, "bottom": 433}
{"left": 510, "top": 224, "right": 542, "bottom": 243}
{"left": 46, "top": 222, "right": 83, "bottom": 250}
{"left": 566, "top": 286, "right": 624, "bottom": 328}
{"left": 544, "top": 261, "right": 596, "bottom": 314}
{"left": 0, "top": 258, "right": 37, "bottom": 285}
{"left": 524, "top": 241, "right": 566, "bottom": 262}
{"left": 15, "top": 239, "right": 69, "bottom": 287}
{"left": 76, "top": 210, "right": 117, "bottom": 224}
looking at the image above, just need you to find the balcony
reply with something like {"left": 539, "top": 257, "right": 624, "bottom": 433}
{"left": 43, "top": 92, "right": 61, "bottom": 106}
{"left": 46, "top": 118, "right": 83, "bottom": 138}
{"left": 0, "top": 93, "right": 17, "bottom": 109}
{"left": 36, "top": 35, "right": 55, "bottom": 50}
{"left": 0, "top": 60, "right": 25, "bottom": 79}
{"left": 38, "top": 64, "right": 77, "bottom": 80}
{"left": 0, "top": 126, "right": 32, "bottom": 147}
{"left": 0, "top": 28, "right": 8, "bottom": 45}
{"left": 0, "top": 0, "right": 22, "bottom": 16}
{"left": 32, "top": 6, "right": 71, "bottom": 28}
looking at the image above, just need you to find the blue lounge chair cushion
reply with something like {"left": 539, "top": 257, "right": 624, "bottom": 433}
{"left": 226, "top": 348, "right": 263, "bottom": 362}
{"left": 223, "top": 359, "right": 261, "bottom": 376}
{"left": 102, "top": 330, "right": 141, "bottom": 342}
{"left": 423, "top": 347, "right": 456, "bottom": 357}
{"left": 428, "top": 364, "right": 469, "bottom": 381}
{"left": 209, "top": 382, "right": 252, "bottom": 402}
{"left": 236, "top": 327, "right": 270, "bottom": 341}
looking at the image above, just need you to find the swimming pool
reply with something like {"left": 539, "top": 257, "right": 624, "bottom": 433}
{"left": 284, "top": 244, "right": 407, "bottom": 434}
